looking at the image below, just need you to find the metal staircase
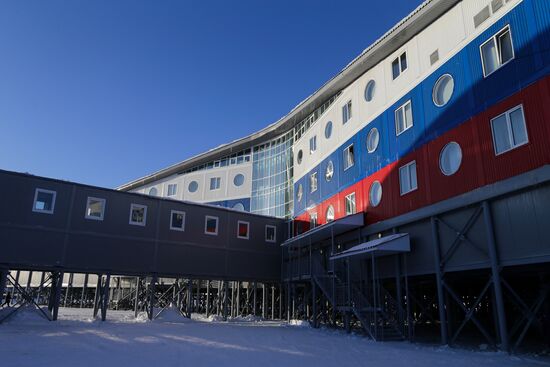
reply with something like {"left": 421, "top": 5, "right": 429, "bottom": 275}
{"left": 312, "top": 258, "right": 404, "bottom": 341}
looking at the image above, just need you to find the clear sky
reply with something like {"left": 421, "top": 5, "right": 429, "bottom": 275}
{"left": 0, "top": 0, "right": 423, "bottom": 188}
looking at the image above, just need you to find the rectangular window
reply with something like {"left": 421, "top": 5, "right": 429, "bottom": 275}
{"left": 209, "top": 177, "right": 221, "bottom": 191}
{"left": 310, "top": 213, "right": 318, "bottom": 229}
{"left": 32, "top": 188, "right": 56, "bottom": 214}
{"left": 309, "top": 135, "right": 317, "bottom": 154}
{"left": 345, "top": 193, "right": 356, "bottom": 215}
{"left": 342, "top": 100, "right": 352, "bottom": 124}
{"left": 481, "top": 25, "right": 514, "bottom": 77}
{"left": 167, "top": 184, "right": 177, "bottom": 197}
{"left": 392, "top": 52, "right": 408, "bottom": 80}
{"left": 491, "top": 105, "right": 528, "bottom": 155}
{"left": 399, "top": 161, "right": 418, "bottom": 195}
{"left": 85, "top": 197, "right": 106, "bottom": 221}
{"left": 237, "top": 221, "right": 249, "bottom": 239}
{"left": 205, "top": 215, "right": 219, "bottom": 235}
{"left": 129, "top": 204, "right": 147, "bottom": 226}
{"left": 310, "top": 172, "right": 318, "bottom": 193}
{"left": 170, "top": 210, "right": 185, "bottom": 231}
{"left": 343, "top": 144, "right": 355, "bottom": 171}
{"left": 265, "top": 225, "right": 276, "bottom": 243}
{"left": 395, "top": 100, "right": 413, "bottom": 135}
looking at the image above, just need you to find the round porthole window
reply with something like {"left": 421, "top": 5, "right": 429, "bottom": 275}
{"left": 297, "top": 184, "right": 303, "bottom": 202}
{"left": 369, "top": 181, "right": 382, "bottom": 207}
{"left": 325, "top": 121, "right": 333, "bottom": 139}
{"left": 233, "top": 174, "right": 245, "bottom": 187}
{"left": 188, "top": 181, "right": 199, "bottom": 193}
{"left": 433, "top": 74, "right": 455, "bottom": 107}
{"left": 233, "top": 202, "right": 245, "bottom": 211}
{"left": 364, "top": 80, "right": 376, "bottom": 102}
{"left": 439, "top": 142, "right": 462, "bottom": 176}
{"left": 297, "top": 150, "right": 303, "bottom": 165}
{"left": 326, "top": 205, "right": 335, "bottom": 223}
{"left": 148, "top": 187, "right": 158, "bottom": 196}
{"left": 366, "top": 127, "right": 380, "bottom": 153}
{"left": 325, "top": 161, "right": 334, "bottom": 182}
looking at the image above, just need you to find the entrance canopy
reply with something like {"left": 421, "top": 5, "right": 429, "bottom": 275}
{"left": 330, "top": 233, "right": 410, "bottom": 260}
{"left": 281, "top": 213, "right": 364, "bottom": 248}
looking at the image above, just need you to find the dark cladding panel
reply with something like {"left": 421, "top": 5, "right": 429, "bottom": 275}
{"left": 64, "top": 234, "right": 156, "bottom": 274}
{"left": 0, "top": 227, "right": 65, "bottom": 268}
{"left": 155, "top": 243, "right": 227, "bottom": 278}
{"left": 226, "top": 251, "right": 281, "bottom": 281}
{"left": 493, "top": 186, "right": 550, "bottom": 265}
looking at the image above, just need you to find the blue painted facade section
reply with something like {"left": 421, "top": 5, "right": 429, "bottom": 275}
{"left": 206, "top": 198, "right": 251, "bottom": 212}
{"left": 294, "top": 0, "right": 550, "bottom": 216}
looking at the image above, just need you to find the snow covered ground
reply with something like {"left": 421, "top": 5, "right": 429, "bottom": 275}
{"left": 0, "top": 307, "right": 548, "bottom": 367}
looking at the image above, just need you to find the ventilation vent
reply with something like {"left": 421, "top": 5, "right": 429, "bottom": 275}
{"left": 430, "top": 50, "right": 440, "bottom": 66}
{"left": 474, "top": 6, "right": 491, "bottom": 28}
{"left": 491, "top": 0, "right": 504, "bottom": 13}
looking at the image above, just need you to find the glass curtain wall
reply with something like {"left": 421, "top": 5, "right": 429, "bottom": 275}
{"left": 251, "top": 131, "right": 294, "bottom": 218}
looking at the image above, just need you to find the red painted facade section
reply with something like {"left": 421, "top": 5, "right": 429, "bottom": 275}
{"left": 294, "top": 76, "right": 550, "bottom": 233}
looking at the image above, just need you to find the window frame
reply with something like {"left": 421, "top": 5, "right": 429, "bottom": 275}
{"left": 399, "top": 161, "right": 418, "bottom": 196}
{"left": 326, "top": 205, "right": 335, "bottom": 223}
{"left": 369, "top": 181, "right": 382, "bottom": 207}
{"left": 439, "top": 142, "right": 463, "bottom": 176}
{"left": 310, "top": 213, "right": 318, "bottom": 229}
{"left": 366, "top": 127, "right": 380, "bottom": 153}
{"left": 345, "top": 192, "right": 356, "bottom": 216}
{"left": 324, "top": 121, "right": 333, "bottom": 139}
{"left": 166, "top": 184, "right": 177, "bottom": 197}
{"left": 209, "top": 177, "right": 221, "bottom": 191}
{"left": 342, "top": 100, "right": 352, "bottom": 124}
{"left": 480, "top": 25, "right": 515, "bottom": 78}
{"left": 188, "top": 181, "right": 199, "bottom": 193}
{"left": 204, "top": 215, "right": 219, "bottom": 236}
{"left": 392, "top": 51, "right": 408, "bottom": 80}
{"left": 129, "top": 203, "right": 147, "bottom": 227}
{"left": 490, "top": 104, "right": 529, "bottom": 156}
{"left": 343, "top": 144, "right": 355, "bottom": 171}
{"left": 432, "top": 74, "right": 455, "bottom": 108}
{"left": 325, "top": 160, "right": 334, "bottom": 182}
{"left": 395, "top": 100, "right": 414, "bottom": 136}
{"left": 364, "top": 80, "right": 376, "bottom": 102}
{"left": 85, "top": 196, "right": 106, "bottom": 221}
{"left": 309, "top": 135, "right": 317, "bottom": 154}
{"left": 310, "top": 171, "right": 318, "bottom": 193}
{"left": 237, "top": 220, "right": 250, "bottom": 239}
{"left": 169, "top": 210, "right": 186, "bottom": 232}
{"left": 32, "top": 188, "right": 57, "bottom": 215}
{"left": 233, "top": 174, "right": 245, "bottom": 187}
{"left": 265, "top": 225, "right": 277, "bottom": 243}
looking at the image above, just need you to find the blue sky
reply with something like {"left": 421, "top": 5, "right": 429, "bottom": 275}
{"left": 0, "top": 0, "right": 422, "bottom": 188}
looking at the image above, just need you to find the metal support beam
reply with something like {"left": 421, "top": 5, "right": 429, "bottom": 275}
{"left": 222, "top": 281, "right": 229, "bottom": 320}
{"left": 134, "top": 277, "right": 141, "bottom": 318}
{"left": 80, "top": 274, "right": 88, "bottom": 308}
{"left": 206, "top": 281, "right": 211, "bottom": 317}
{"left": 92, "top": 275, "right": 102, "bottom": 319}
{"left": 186, "top": 279, "right": 193, "bottom": 317}
{"left": 0, "top": 269, "right": 8, "bottom": 305}
{"left": 271, "top": 285, "right": 275, "bottom": 320}
{"left": 311, "top": 280, "right": 317, "bottom": 328}
{"left": 262, "top": 283, "right": 267, "bottom": 319}
{"left": 253, "top": 282, "right": 257, "bottom": 316}
{"left": 483, "top": 201, "right": 509, "bottom": 352}
{"left": 51, "top": 271, "right": 64, "bottom": 321}
{"left": 431, "top": 216, "right": 448, "bottom": 345}
{"left": 148, "top": 276, "right": 157, "bottom": 321}
{"left": 100, "top": 275, "right": 110, "bottom": 321}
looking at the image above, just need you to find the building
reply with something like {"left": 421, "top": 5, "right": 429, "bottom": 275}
{"left": 119, "top": 0, "right": 550, "bottom": 351}
{"left": 1, "top": 0, "right": 549, "bottom": 352}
